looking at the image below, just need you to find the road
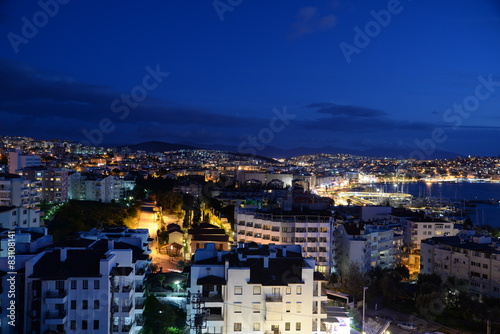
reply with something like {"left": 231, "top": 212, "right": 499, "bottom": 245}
{"left": 137, "top": 202, "right": 184, "bottom": 273}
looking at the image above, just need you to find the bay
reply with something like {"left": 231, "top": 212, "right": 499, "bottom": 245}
{"left": 376, "top": 182, "right": 500, "bottom": 228}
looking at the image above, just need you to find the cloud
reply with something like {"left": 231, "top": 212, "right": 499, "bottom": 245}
{"left": 306, "top": 102, "right": 387, "bottom": 118}
{"left": 299, "top": 102, "right": 435, "bottom": 133}
{"left": 0, "top": 59, "right": 268, "bottom": 144}
{"left": 289, "top": 6, "right": 337, "bottom": 39}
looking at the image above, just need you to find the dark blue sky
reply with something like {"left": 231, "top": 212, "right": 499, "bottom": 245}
{"left": 1, "top": 1, "right": 500, "bottom": 157}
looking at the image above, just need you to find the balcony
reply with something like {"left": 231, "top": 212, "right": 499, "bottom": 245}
{"left": 45, "top": 310, "right": 67, "bottom": 325}
{"left": 201, "top": 294, "right": 223, "bottom": 303}
{"left": 121, "top": 324, "right": 132, "bottom": 332}
{"left": 135, "top": 303, "right": 145, "bottom": 310}
{"left": 265, "top": 294, "right": 282, "bottom": 302}
{"left": 122, "top": 304, "right": 133, "bottom": 312}
{"left": 122, "top": 285, "right": 133, "bottom": 293}
{"left": 45, "top": 290, "right": 67, "bottom": 303}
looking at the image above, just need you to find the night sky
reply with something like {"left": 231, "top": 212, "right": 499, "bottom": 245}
{"left": 1, "top": 1, "right": 500, "bottom": 157}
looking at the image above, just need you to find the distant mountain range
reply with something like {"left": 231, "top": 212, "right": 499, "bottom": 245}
{"left": 120, "top": 141, "right": 461, "bottom": 160}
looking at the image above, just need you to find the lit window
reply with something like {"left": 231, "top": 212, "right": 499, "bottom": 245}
{"left": 253, "top": 286, "right": 261, "bottom": 295}
{"left": 234, "top": 286, "right": 242, "bottom": 295}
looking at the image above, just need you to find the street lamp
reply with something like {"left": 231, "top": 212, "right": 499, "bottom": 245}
{"left": 362, "top": 286, "right": 368, "bottom": 334}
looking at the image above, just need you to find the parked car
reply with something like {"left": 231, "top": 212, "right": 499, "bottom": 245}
{"left": 397, "top": 322, "right": 417, "bottom": 331}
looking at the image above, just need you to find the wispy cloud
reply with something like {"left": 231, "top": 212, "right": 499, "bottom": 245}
{"left": 288, "top": 6, "right": 336, "bottom": 39}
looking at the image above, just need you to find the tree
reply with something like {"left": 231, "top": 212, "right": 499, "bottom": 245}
{"left": 336, "top": 263, "right": 370, "bottom": 302}
{"left": 142, "top": 295, "right": 186, "bottom": 334}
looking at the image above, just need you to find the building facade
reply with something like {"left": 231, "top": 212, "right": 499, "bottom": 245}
{"left": 188, "top": 243, "right": 327, "bottom": 334}
{"left": 235, "top": 209, "right": 333, "bottom": 273}
{"left": 421, "top": 231, "right": 500, "bottom": 299}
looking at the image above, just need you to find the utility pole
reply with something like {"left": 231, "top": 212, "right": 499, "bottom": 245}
{"left": 362, "top": 286, "right": 368, "bottom": 334}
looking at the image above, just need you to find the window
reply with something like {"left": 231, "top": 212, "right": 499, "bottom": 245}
{"left": 234, "top": 286, "right": 242, "bottom": 295}
{"left": 56, "top": 280, "right": 64, "bottom": 290}
{"left": 253, "top": 302, "right": 261, "bottom": 313}
{"left": 234, "top": 302, "right": 241, "bottom": 313}
{"left": 285, "top": 302, "right": 291, "bottom": 313}
{"left": 70, "top": 321, "right": 76, "bottom": 330}
{"left": 93, "top": 320, "right": 99, "bottom": 330}
{"left": 82, "top": 320, "right": 88, "bottom": 330}
{"left": 71, "top": 280, "right": 77, "bottom": 289}
{"left": 94, "top": 300, "right": 99, "bottom": 309}
{"left": 82, "top": 300, "right": 88, "bottom": 309}
{"left": 94, "top": 280, "right": 100, "bottom": 289}
{"left": 296, "top": 286, "right": 302, "bottom": 295}
{"left": 83, "top": 280, "right": 88, "bottom": 290}
{"left": 286, "top": 287, "right": 291, "bottom": 295}
{"left": 253, "top": 286, "right": 261, "bottom": 295}
{"left": 253, "top": 323, "right": 260, "bottom": 331}
{"left": 234, "top": 323, "right": 242, "bottom": 331}
{"left": 71, "top": 300, "right": 76, "bottom": 310}
{"left": 297, "top": 302, "right": 302, "bottom": 313}
{"left": 296, "top": 322, "right": 301, "bottom": 331}
{"left": 285, "top": 322, "right": 291, "bottom": 331}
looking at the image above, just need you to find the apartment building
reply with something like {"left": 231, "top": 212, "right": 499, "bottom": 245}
{"left": 22, "top": 167, "right": 70, "bottom": 203}
{"left": 8, "top": 150, "right": 41, "bottom": 174}
{"left": 68, "top": 173, "right": 135, "bottom": 203}
{"left": 23, "top": 241, "right": 148, "bottom": 334}
{"left": 0, "top": 173, "right": 41, "bottom": 209}
{"left": 333, "top": 222, "right": 401, "bottom": 277}
{"left": 188, "top": 243, "right": 327, "bottom": 334}
{"left": 235, "top": 209, "right": 333, "bottom": 273}
{"left": 421, "top": 231, "right": 500, "bottom": 299}
{"left": 0, "top": 206, "right": 40, "bottom": 229}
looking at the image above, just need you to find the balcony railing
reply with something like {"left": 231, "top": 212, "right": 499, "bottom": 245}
{"left": 265, "top": 294, "right": 282, "bottom": 302}
{"left": 45, "top": 310, "right": 66, "bottom": 319}
{"left": 201, "top": 294, "right": 223, "bottom": 302}
{"left": 122, "top": 305, "right": 133, "bottom": 312}
{"left": 46, "top": 290, "right": 66, "bottom": 298}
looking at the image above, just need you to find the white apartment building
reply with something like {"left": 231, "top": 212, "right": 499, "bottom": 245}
{"left": 0, "top": 173, "right": 41, "bottom": 209}
{"left": 0, "top": 206, "right": 40, "bottom": 229}
{"left": 68, "top": 173, "right": 135, "bottom": 203}
{"left": 235, "top": 209, "right": 333, "bottom": 273}
{"left": 24, "top": 246, "right": 145, "bottom": 334}
{"left": 188, "top": 243, "right": 327, "bottom": 334}
{"left": 421, "top": 231, "right": 500, "bottom": 299}
{"left": 333, "top": 222, "right": 401, "bottom": 277}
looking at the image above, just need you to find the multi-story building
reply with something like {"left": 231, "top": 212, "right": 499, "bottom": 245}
{"left": 68, "top": 173, "right": 135, "bottom": 203}
{"left": 0, "top": 173, "right": 41, "bottom": 209}
{"left": 333, "top": 222, "right": 401, "bottom": 277}
{"left": 8, "top": 149, "right": 42, "bottom": 174}
{"left": 23, "top": 242, "right": 148, "bottom": 334}
{"left": 421, "top": 231, "right": 500, "bottom": 299}
{"left": 235, "top": 209, "right": 333, "bottom": 273}
{"left": 0, "top": 206, "right": 40, "bottom": 229}
{"left": 188, "top": 242, "right": 327, "bottom": 334}
{"left": 389, "top": 211, "right": 460, "bottom": 273}
{"left": 22, "top": 168, "right": 70, "bottom": 203}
